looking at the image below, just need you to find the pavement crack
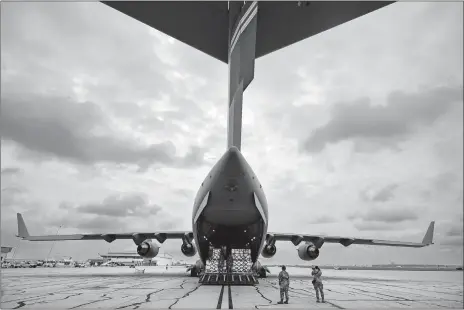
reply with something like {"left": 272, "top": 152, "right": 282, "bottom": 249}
{"left": 345, "top": 285, "right": 413, "bottom": 304}
{"left": 289, "top": 287, "right": 313, "bottom": 296}
{"left": 168, "top": 284, "right": 201, "bottom": 309}
{"left": 68, "top": 296, "right": 112, "bottom": 309}
{"left": 115, "top": 289, "right": 165, "bottom": 309}
{"left": 10, "top": 292, "right": 84, "bottom": 309}
{"left": 63, "top": 293, "right": 83, "bottom": 300}
{"left": 146, "top": 288, "right": 164, "bottom": 302}
{"left": 254, "top": 285, "right": 272, "bottom": 303}
{"left": 179, "top": 279, "right": 188, "bottom": 289}
{"left": 324, "top": 300, "right": 345, "bottom": 309}
{"left": 343, "top": 285, "right": 449, "bottom": 308}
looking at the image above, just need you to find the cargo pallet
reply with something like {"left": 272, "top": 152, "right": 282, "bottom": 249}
{"left": 199, "top": 272, "right": 258, "bottom": 285}
{"left": 199, "top": 248, "right": 258, "bottom": 286}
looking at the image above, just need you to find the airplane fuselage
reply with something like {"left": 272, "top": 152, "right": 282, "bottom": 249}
{"left": 192, "top": 147, "right": 269, "bottom": 265}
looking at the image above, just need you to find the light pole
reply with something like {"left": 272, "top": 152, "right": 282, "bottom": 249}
{"left": 45, "top": 225, "right": 62, "bottom": 263}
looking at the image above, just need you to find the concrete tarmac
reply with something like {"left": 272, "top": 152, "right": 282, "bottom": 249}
{"left": 1, "top": 266, "right": 462, "bottom": 309}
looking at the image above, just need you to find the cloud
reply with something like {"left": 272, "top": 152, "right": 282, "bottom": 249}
{"left": 364, "top": 208, "right": 419, "bottom": 223}
{"left": 76, "top": 217, "right": 127, "bottom": 232}
{"left": 44, "top": 193, "right": 181, "bottom": 235}
{"left": 354, "top": 222, "right": 396, "bottom": 232}
{"left": 371, "top": 184, "right": 399, "bottom": 202}
{"left": 446, "top": 225, "right": 463, "bottom": 237}
{"left": 76, "top": 194, "right": 162, "bottom": 218}
{"left": 303, "top": 86, "right": 463, "bottom": 153}
{"left": 1, "top": 2, "right": 173, "bottom": 99}
{"left": 433, "top": 172, "right": 460, "bottom": 193}
{"left": 1, "top": 187, "right": 27, "bottom": 209}
{"left": 1, "top": 167, "right": 28, "bottom": 209}
{"left": 439, "top": 237, "right": 464, "bottom": 247}
{"left": 1, "top": 167, "right": 22, "bottom": 176}
{"left": 307, "top": 215, "right": 337, "bottom": 224}
{"left": 352, "top": 207, "right": 420, "bottom": 225}
{"left": 360, "top": 184, "right": 399, "bottom": 203}
{"left": 2, "top": 2, "right": 213, "bottom": 172}
{"left": 1, "top": 93, "right": 205, "bottom": 170}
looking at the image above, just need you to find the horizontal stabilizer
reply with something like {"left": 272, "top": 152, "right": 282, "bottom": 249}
{"left": 101, "top": 1, "right": 394, "bottom": 64}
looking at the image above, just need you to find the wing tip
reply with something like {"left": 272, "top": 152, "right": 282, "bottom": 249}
{"left": 17, "top": 213, "right": 30, "bottom": 239}
{"left": 421, "top": 221, "right": 435, "bottom": 246}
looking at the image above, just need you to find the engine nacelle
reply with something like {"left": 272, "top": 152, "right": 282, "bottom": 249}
{"left": 261, "top": 244, "right": 277, "bottom": 258}
{"left": 187, "top": 259, "right": 204, "bottom": 277}
{"left": 252, "top": 260, "right": 270, "bottom": 278}
{"left": 181, "top": 243, "right": 197, "bottom": 257}
{"left": 297, "top": 242, "right": 320, "bottom": 261}
{"left": 137, "top": 239, "right": 160, "bottom": 258}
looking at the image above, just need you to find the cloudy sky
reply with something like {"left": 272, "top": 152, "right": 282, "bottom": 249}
{"left": 1, "top": 2, "right": 462, "bottom": 265}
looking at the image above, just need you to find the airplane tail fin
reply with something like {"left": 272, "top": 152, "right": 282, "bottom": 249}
{"left": 16, "top": 213, "right": 30, "bottom": 239}
{"left": 227, "top": 1, "right": 258, "bottom": 151}
{"left": 421, "top": 221, "right": 435, "bottom": 245}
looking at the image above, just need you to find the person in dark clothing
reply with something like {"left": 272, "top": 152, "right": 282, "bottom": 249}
{"left": 278, "top": 265, "right": 290, "bottom": 304}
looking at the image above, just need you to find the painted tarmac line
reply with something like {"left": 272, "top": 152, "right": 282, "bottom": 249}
{"left": 217, "top": 285, "right": 225, "bottom": 309}
{"left": 228, "top": 285, "right": 233, "bottom": 309}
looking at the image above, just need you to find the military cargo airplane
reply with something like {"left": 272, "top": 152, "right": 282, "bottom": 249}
{"left": 16, "top": 1, "right": 435, "bottom": 278}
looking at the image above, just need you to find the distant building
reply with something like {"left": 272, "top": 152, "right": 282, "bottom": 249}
{"left": 87, "top": 258, "right": 104, "bottom": 266}
{"left": 99, "top": 251, "right": 173, "bottom": 266}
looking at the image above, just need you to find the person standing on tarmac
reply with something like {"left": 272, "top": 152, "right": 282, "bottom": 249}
{"left": 311, "top": 266, "right": 325, "bottom": 303}
{"left": 278, "top": 265, "right": 290, "bottom": 304}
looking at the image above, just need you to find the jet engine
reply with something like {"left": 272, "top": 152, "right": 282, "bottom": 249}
{"left": 181, "top": 242, "right": 197, "bottom": 257}
{"left": 252, "top": 260, "right": 270, "bottom": 278}
{"left": 297, "top": 242, "right": 320, "bottom": 261}
{"left": 136, "top": 239, "right": 160, "bottom": 258}
{"left": 261, "top": 244, "right": 277, "bottom": 258}
{"left": 186, "top": 259, "right": 204, "bottom": 277}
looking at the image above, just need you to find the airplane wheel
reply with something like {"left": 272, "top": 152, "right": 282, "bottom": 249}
{"left": 259, "top": 268, "right": 267, "bottom": 278}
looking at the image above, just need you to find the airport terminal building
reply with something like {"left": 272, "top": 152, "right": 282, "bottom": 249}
{"left": 98, "top": 251, "right": 173, "bottom": 266}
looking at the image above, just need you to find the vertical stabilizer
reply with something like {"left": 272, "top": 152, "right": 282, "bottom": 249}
{"left": 227, "top": 1, "right": 258, "bottom": 150}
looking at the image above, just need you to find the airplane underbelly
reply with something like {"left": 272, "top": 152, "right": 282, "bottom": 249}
{"left": 203, "top": 207, "right": 260, "bottom": 226}
{"left": 202, "top": 177, "right": 261, "bottom": 226}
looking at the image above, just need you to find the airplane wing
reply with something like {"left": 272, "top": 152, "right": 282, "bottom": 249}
{"left": 268, "top": 221, "right": 435, "bottom": 248}
{"left": 101, "top": 1, "right": 394, "bottom": 64}
{"left": 16, "top": 213, "right": 192, "bottom": 245}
